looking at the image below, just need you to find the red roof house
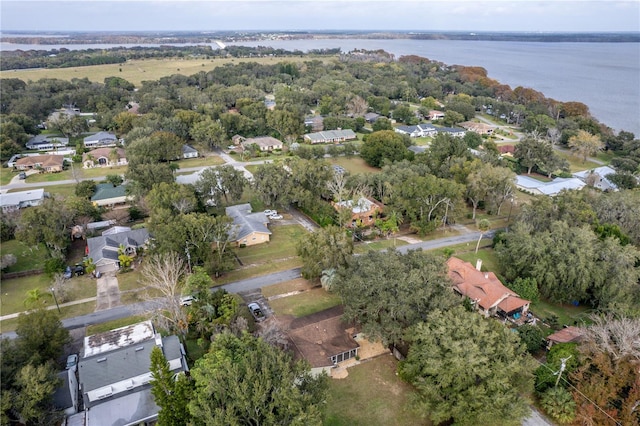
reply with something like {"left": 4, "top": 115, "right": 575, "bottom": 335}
{"left": 446, "top": 257, "right": 530, "bottom": 318}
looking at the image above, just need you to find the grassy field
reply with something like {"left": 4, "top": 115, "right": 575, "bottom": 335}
{"left": 234, "top": 224, "right": 307, "bottom": 266}
{"left": 6, "top": 183, "right": 77, "bottom": 198}
{"left": 328, "top": 157, "right": 380, "bottom": 175}
{"left": 1, "top": 56, "right": 331, "bottom": 87}
{"left": 268, "top": 288, "right": 341, "bottom": 318}
{"left": 555, "top": 150, "right": 603, "bottom": 172}
{"left": 324, "top": 355, "right": 429, "bottom": 426}
{"left": 354, "top": 238, "right": 409, "bottom": 254}
{"left": 0, "top": 241, "right": 50, "bottom": 272}
{"left": 456, "top": 247, "right": 501, "bottom": 274}
{"left": 261, "top": 278, "right": 314, "bottom": 299}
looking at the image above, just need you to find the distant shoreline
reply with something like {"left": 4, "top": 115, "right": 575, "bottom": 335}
{"left": 2, "top": 30, "right": 639, "bottom": 46}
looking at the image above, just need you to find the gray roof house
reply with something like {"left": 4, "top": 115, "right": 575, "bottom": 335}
{"left": 303, "top": 129, "right": 357, "bottom": 144}
{"left": 182, "top": 144, "right": 199, "bottom": 159}
{"left": 26, "top": 134, "right": 69, "bottom": 150}
{"left": 77, "top": 320, "right": 188, "bottom": 426}
{"left": 83, "top": 132, "right": 118, "bottom": 148}
{"left": 573, "top": 166, "right": 618, "bottom": 191}
{"left": 0, "top": 188, "right": 46, "bottom": 212}
{"left": 516, "top": 175, "right": 586, "bottom": 196}
{"left": 86, "top": 228, "right": 149, "bottom": 273}
{"left": 394, "top": 124, "right": 437, "bottom": 138}
{"left": 225, "top": 203, "right": 271, "bottom": 247}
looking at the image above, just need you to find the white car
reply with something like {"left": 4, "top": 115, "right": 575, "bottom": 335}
{"left": 263, "top": 209, "right": 276, "bottom": 216}
{"left": 180, "top": 295, "right": 196, "bottom": 306}
{"left": 268, "top": 214, "right": 283, "bottom": 220}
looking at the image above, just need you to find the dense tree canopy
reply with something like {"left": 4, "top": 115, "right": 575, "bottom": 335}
{"left": 335, "top": 249, "right": 459, "bottom": 345}
{"left": 360, "top": 130, "right": 413, "bottom": 168}
{"left": 189, "top": 333, "right": 328, "bottom": 425}
{"left": 399, "top": 306, "right": 535, "bottom": 426}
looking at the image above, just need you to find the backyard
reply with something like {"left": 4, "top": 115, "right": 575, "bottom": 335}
{"left": 324, "top": 354, "right": 428, "bottom": 426}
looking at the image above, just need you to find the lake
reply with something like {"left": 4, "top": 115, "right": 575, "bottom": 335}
{"left": 2, "top": 38, "right": 638, "bottom": 135}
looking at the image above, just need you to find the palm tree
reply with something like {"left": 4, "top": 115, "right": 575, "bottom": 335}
{"left": 23, "top": 288, "right": 45, "bottom": 309}
{"left": 541, "top": 387, "right": 576, "bottom": 424}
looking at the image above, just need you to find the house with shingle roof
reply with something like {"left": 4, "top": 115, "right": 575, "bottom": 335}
{"left": 15, "top": 154, "right": 65, "bottom": 172}
{"left": 76, "top": 320, "right": 188, "bottom": 426}
{"left": 242, "top": 136, "right": 283, "bottom": 152}
{"left": 288, "top": 305, "right": 360, "bottom": 377}
{"left": 303, "top": 129, "right": 357, "bottom": 144}
{"left": 86, "top": 228, "right": 149, "bottom": 273}
{"left": 460, "top": 121, "right": 496, "bottom": 135}
{"left": 83, "top": 147, "right": 127, "bottom": 168}
{"left": 546, "top": 326, "right": 586, "bottom": 349}
{"left": 182, "top": 144, "right": 199, "bottom": 159}
{"left": 225, "top": 203, "right": 271, "bottom": 247}
{"left": 447, "top": 257, "right": 530, "bottom": 319}
{"left": 83, "top": 132, "right": 118, "bottom": 149}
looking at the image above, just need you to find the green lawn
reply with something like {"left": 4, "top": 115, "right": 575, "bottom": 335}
{"left": 328, "top": 157, "right": 381, "bottom": 175}
{"left": 0, "top": 241, "right": 50, "bottom": 272}
{"left": 234, "top": 224, "right": 307, "bottom": 265}
{"left": 116, "top": 269, "right": 143, "bottom": 292}
{"left": 455, "top": 247, "right": 501, "bottom": 274}
{"left": 325, "top": 354, "right": 429, "bottom": 426}
{"left": 0, "top": 273, "right": 97, "bottom": 317}
{"left": 530, "top": 299, "right": 593, "bottom": 330}
{"left": 268, "top": 288, "right": 341, "bottom": 317}
{"left": 8, "top": 183, "right": 77, "bottom": 198}
{"left": 555, "top": 150, "right": 603, "bottom": 172}
{"left": 175, "top": 155, "right": 225, "bottom": 169}
{"left": 216, "top": 258, "right": 303, "bottom": 285}
{"left": 261, "top": 278, "right": 314, "bottom": 299}
{"left": 1, "top": 169, "right": 21, "bottom": 185}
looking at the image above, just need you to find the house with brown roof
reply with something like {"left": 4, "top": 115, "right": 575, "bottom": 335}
{"left": 333, "top": 197, "right": 383, "bottom": 228}
{"left": 242, "top": 136, "right": 283, "bottom": 152}
{"left": 446, "top": 257, "right": 530, "bottom": 319}
{"left": 15, "top": 154, "right": 64, "bottom": 172}
{"left": 83, "top": 147, "right": 127, "bottom": 168}
{"left": 287, "top": 305, "right": 360, "bottom": 377}
{"left": 546, "top": 326, "right": 585, "bottom": 349}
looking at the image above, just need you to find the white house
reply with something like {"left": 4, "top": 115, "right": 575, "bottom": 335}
{"left": 83, "top": 132, "right": 118, "bottom": 149}
{"left": 26, "top": 135, "right": 69, "bottom": 150}
{"left": 182, "top": 144, "right": 199, "bottom": 158}
{"left": 0, "top": 188, "right": 46, "bottom": 212}
{"left": 573, "top": 166, "right": 618, "bottom": 192}
{"left": 516, "top": 175, "right": 586, "bottom": 196}
{"left": 394, "top": 124, "right": 437, "bottom": 138}
{"left": 303, "top": 129, "right": 357, "bottom": 144}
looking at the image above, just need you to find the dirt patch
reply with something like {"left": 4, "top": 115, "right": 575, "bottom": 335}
{"left": 261, "top": 278, "right": 316, "bottom": 298}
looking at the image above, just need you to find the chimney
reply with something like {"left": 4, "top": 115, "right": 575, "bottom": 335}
{"left": 475, "top": 259, "right": 483, "bottom": 271}
{"left": 484, "top": 273, "right": 489, "bottom": 279}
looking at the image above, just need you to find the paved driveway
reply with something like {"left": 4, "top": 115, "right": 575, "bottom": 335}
{"left": 96, "top": 274, "right": 121, "bottom": 310}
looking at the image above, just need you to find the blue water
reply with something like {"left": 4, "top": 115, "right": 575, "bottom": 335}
{"left": 2, "top": 38, "right": 638, "bottom": 135}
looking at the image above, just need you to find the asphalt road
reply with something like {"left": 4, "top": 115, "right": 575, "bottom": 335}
{"left": 0, "top": 231, "right": 492, "bottom": 339}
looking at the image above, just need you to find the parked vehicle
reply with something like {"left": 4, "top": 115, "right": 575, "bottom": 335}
{"left": 18, "top": 172, "right": 26, "bottom": 179}
{"left": 263, "top": 209, "right": 276, "bottom": 216}
{"left": 74, "top": 264, "right": 85, "bottom": 276}
{"left": 66, "top": 353, "right": 78, "bottom": 370}
{"left": 247, "top": 302, "right": 266, "bottom": 322}
{"left": 63, "top": 266, "right": 73, "bottom": 279}
{"left": 268, "top": 214, "right": 283, "bottom": 220}
{"left": 180, "top": 295, "right": 196, "bottom": 306}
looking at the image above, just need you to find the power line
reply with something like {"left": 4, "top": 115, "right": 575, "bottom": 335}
{"left": 534, "top": 357, "right": 623, "bottom": 426}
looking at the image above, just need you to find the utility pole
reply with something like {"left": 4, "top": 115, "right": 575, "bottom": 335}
{"left": 50, "top": 287, "right": 61, "bottom": 313}
{"left": 555, "top": 355, "right": 572, "bottom": 387}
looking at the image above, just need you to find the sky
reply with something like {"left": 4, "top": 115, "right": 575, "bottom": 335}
{"left": 1, "top": 1, "right": 639, "bottom": 33}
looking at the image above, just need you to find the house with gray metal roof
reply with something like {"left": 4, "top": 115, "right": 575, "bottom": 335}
{"left": 0, "top": 188, "right": 46, "bottom": 212}
{"left": 573, "top": 166, "right": 619, "bottom": 192}
{"left": 83, "top": 132, "right": 118, "bottom": 148}
{"left": 516, "top": 175, "right": 586, "bottom": 196}
{"left": 303, "top": 129, "right": 357, "bottom": 144}
{"left": 76, "top": 320, "right": 188, "bottom": 426}
{"left": 86, "top": 228, "right": 149, "bottom": 273}
{"left": 26, "top": 134, "right": 69, "bottom": 150}
{"left": 394, "top": 123, "right": 437, "bottom": 138}
{"left": 225, "top": 203, "right": 271, "bottom": 247}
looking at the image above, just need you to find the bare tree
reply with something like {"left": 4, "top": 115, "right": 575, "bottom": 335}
{"left": 140, "top": 252, "right": 189, "bottom": 337}
{"left": 583, "top": 315, "right": 640, "bottom": 361}
{"left": 257, "top": 320, "right": 289, "bottom": 350}
{"left": 326, "top": 171, "right": 348, "bottom": 203}
{"left": 51, "top": 273, "right": 69, "bottom": 303}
